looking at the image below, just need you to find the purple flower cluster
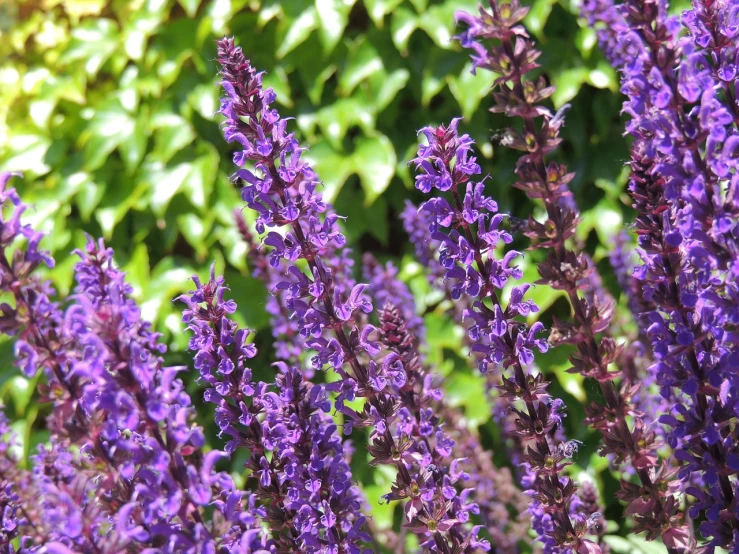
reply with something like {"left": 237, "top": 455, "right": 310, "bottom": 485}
{"left": 216, "top": 38, "right": 492, "bottom": 552}
{"left": 583, "top": 0, "right": 739, "bottom": 550}
{"left": 0, "top": 173, "right": 272, "bottom": 553}
{"left": 0, "top": 408, "right": 29, "bottom": 552}
{"left": 362, "top": 254, "right": 425, "bottom": 342}
{"left": 455, "top": 1, "right": 701, "bottom": 550}
{"left": 4, "top": 0, "right": 739, "bottom": 551}
{"left": 179, "top": 269, "right": 367, "bottom": 553}
{"left": 412, "top": 118, "right": 600, "bottom": 554}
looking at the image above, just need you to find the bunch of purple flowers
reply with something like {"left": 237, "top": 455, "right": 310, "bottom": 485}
{"left": 1, "top": 0, "right": 738, "bottom": 552}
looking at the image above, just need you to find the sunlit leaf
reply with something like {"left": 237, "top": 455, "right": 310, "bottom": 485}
{"left": 351, "top": 133, "right": 396, "bottom": 206}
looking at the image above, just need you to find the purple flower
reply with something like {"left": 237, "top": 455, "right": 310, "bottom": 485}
{"left": 584, "top": 0, "right": 739, "bottom": 549}
{"left": 413, "top": 117, "right": 597, "bottom": 554}
{"left": 179, "top": 269, "right": 368, "bottom": 553}
{"left": 216, "top": 38, "right": 486, "bottom": 552}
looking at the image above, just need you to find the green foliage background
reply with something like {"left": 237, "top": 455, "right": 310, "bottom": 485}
{"left": 0, "top": 0, "right": 677, "bottom": 550}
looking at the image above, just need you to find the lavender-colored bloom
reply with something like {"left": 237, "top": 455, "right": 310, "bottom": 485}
{"left": 457, "top": 2, "right": 694, "bottom": 549}
{"left": 583, "top": 0, "right": 739, "bottom": 549}
{"left": 216, "top": 38, "right": 485, "bottom": 552}
{"left": 265, "top": 363, "right": 369, "bottom": 553}
{"left": 412, "top": 118, "right": 599, "bottom": 554}
{"left": 362, "top": 254, "right": 425, "bottom": 342}
{"left": 71, "top": 239, "right": 269, "bottom": 553}
{"left": 236, "top": 210, "right": 305, "bottom": 364}
{"left": 179, "top": 269, "right": 367, "bottom": 553}
{"left": 0, "top": 408, "right": 31, "bottom": 552}
{"left": 0, "top": 173, "right": 271, "bottom": 553}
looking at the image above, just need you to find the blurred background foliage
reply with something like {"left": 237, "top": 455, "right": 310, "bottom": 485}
{"left": 0, "top": 0, "right": 679, "bottom": 549}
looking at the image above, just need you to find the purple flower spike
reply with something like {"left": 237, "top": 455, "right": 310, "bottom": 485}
{"left": 582, "top": 0, "right": 739, "bottom": 549}
{"left": 179, "top": 270, "right": 367, "bottom": 553}
{"left": 413, "top": 118, "right": 601, "bottom": 554}
{"left": 216, "top": 37, "right": 488, "bottom": 552}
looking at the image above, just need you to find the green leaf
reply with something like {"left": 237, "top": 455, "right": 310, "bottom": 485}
{"left": 351, "top": 133, "right": 396, "bottom": 205}
{"left": 579, "top": 199, "right": 623, "bottom": 245}
{"left": 418, "top": 5, "right": 455, "bottom": 48}
{"left": 552, "top": 67, "right": 589, "bottom": 108}
{"left": 95, "top": 181, "right": 149, "bottom": 238}
{"left": 149, "top": 162, "right": 193, "bottom": 217}
{"left": 587, "top": 61, "right": 619, "bottom": 91}
{"left": 123, "top": 243, "right": 151, "bottom": 296}
{"left": 263, "top": 66, "right": 293, "bottom": 108}
{"left": 313, "top": 97, "right": 375, "bottom": 148}
{"left": 447, "top": 62, "right": 496, "bottom": 119}
{"left": 409, "top": 0, "right": 428, "bottom": 12}
{"left": 178, "top": 213, "right": 212, "bottom": 256}
{"left": 369, "top": 68, "right": 410, "bottom": 112}
{"left": 315, "top": 0, "right": 356, "bottom": 54}
{"left": 182, "top": 146, "right": 219, "bottom": 211}
{"left": 139, "top": 260, "right": 195, "bottom": 325}
{"left": 276, "top": 6, "right": 319, "bottom": 59}
{"left": 177, "top": 0, "right": 202, "bottom": 17}
{"left": 338, "top": 38, "right": 383, "bottom": 96}
{"left": 120, "top": 111, "right": 149, "bottom": 174}
{"left": 80, "top": 99, "right": 140, "bottom": 172}
{"left": 363, "top": 485, "right": 396, "bottom": 529}
{"left": 444, "top": 372, "right": 491, "bottom": 425}
{"left": 390, "top": 7, "right": 418, "bottom": 55}
{"left": 303, "top": 141, "right": 354, "bottom": 204}
{"left": 60, "top": 18, "right": 120, "bottom": 77}
{"left": 0, "top": 134, "right": 52, "bottom": 175}
{"left": 151, "top": 113, "right": 196, "bottom": 165}
{"left": 76, "top": 176, "right": 105, "bottom": 222}
{"left": 6, "top": 376, "right": 34, "bottom": 416}
{"left": 362, "top": 0, "right": 403, "bottom": 27}
{"left": 525, "top": 0, "right": 557, "bottom": 37}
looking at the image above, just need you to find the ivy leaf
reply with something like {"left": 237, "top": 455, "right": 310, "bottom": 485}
{"left": 352, "top": 133, "right": 396, "bottom": 206}
{"left": 181, "top": 146, "right": 219, "bottom": 211}
{"left": 315, "top": 0, "right": 356, "bottom": 54}
{"left": 95, "top": 180, "right": 149, "bottom": 238}
{"left": 81, "top": 99, "right": 140, "bottom": 172}
{"left": 177, "top": 0, "right": 202, "bottom": 18}
{"left": 552, "top": 67, "right": 589, "bottom": 108}
{"left": 447, "top": 62, "right": 496, "bottom": 119}
{"left": 338, "top": 38, "right": 383, "bottom": 96}
{"left": 421, "top": 49, "right": 461, "bottom": 106}
{"left": 525, "top": 0, "right": 557, "bottom": 37}
{"left": 119, "top": 110, "right": 149, "bottom": 174}
{"left": 369, "top": 68, "right": 410, "bottom": 112}
{"left": 150, "top": 113, "right": 196, "bottom": 165}
{"left": 418, "top": 5, "right": 454, "bottom": 48}
{"left": 60, "top": 18, "right": 120, "bottom": 77}
{"left": 149, "top": 162, "right": 192, "bottom": 217}
{"left": 303, "top": 141, "right": 354, "bottom": 204}
{"left": 0, "top": 134, "right": 52, "bottom": 176}
{"left": 313, "top": 97, "right": 375, "bottom": 149}
{"left": 276, "top": 6, "right": 319, "bottom": 59}
{"left": 390, "top": 7, "right": 418, "bottom": 55}
{"left": 444, "top": 372, "right": 490, "bottom": 425}
{"left": 362, "top": 0, "right": 403, "bottom": 28}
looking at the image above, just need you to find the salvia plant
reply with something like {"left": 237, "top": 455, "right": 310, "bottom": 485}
{"left": 0, "top": 0, "right": 738, "bottom": 553}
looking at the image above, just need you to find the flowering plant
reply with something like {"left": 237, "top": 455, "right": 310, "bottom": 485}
{"left": 1, "top": 0, "right": 738, "bottom": 553}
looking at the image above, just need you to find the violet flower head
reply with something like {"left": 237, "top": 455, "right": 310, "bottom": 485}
{"left": 0, "top": 408, "right": 29, "bottom": 551}
{"left": 216, "top": 38, "right": 486, "bottom": 552}
{"left": 71, "top": 239, "right": 272, "bottom": 552}
{"left": 583, "top": 0, "right": 739, "bottom": 549}
{"left": 362, "top": 254, "right": 424, "bottom": 342}
{"left": 413, "top": 118, "right": 599, "bottom": 554}
{"left": 179, "top": 269, "right": 368, "bottom": 553}
{"left": 457, "top": 1, "right": 695, "bottom": 549}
